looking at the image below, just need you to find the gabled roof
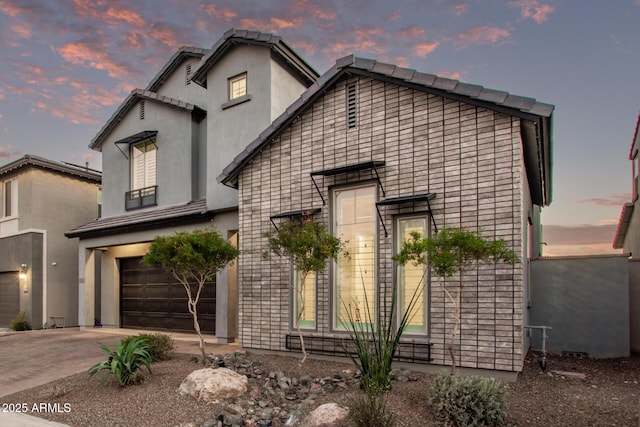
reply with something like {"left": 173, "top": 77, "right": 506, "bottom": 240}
{"left": 191, "top": 28, "right": 319, "bottom": 88}
{"left": 65, "top": 199, "right": 214, "bottom": 239}
{"left": 145, "top": 46, "right": 208, "bottom": 92}
{"left": 0, "top": 154, "right": 101, "bottom": 182}
{"left": 89, "top": 89, "right": 206, "bottom": 151}
{"left": 218, "top": 55, "right": 555, "bottom": 206}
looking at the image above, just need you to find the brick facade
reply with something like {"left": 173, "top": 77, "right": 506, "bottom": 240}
{"left": 237, "top": 76, "right": 530, "bottom": 372}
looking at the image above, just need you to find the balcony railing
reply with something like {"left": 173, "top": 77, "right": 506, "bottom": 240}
{"left": 125, "top": 185, "right": 157, "bottom": 211}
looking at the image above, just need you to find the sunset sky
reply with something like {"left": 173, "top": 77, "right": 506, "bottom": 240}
{"left": 0, "top": 0, "right": 638, "bottom": 256}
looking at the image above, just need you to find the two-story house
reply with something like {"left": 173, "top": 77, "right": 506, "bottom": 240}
{"left": 0, "top": 155, "right": 101, "bottom": 329}
{"left": 218, "top": 55, "right": 553, "bottom": 372}
{"left": 66, "top": 29, "right": 318, "bottom": 343}
{"left": 614, "top": 112, "right": 640, "bottom": 256}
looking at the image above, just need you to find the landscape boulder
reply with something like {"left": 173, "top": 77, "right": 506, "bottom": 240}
{"left": 179, "top": 368, "right": 248, "bottom": 403}
{"left": 300, "top": 403, "right": 349, "bottom": 427}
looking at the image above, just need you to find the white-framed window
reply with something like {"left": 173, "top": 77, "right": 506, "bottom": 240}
{"left": 293, "top": 270, "right": 316, "bottom": 329}
{"left": 131, "top": 139, "right": 156, "bottom": 191}
{"left": 229, "top": 73, "right": 247, "bottom": 100}
{"left": 333, "top": 184, "right": 377, "bottom": 330}
{"left": 1, "top": 179, "right": 17, "bottom": 218}
{"left": 396, "top": 215, "right": 429, "bottom": 335}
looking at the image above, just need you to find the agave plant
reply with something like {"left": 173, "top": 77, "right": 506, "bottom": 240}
{"left": 88, "top": 337, "right": 152, "bottom": 386}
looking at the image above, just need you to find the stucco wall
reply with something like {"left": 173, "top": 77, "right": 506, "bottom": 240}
{"left": 529, "top": 255, "right": 630, "bottom": 358}
{"left": 630, "top": 259, "right": 640, "bottom": 353}
{"left": 0, "top": 232, "right": 43, "bottom": 328}
{"left": 623, "top": 203, "right": 640, "bottom": 257}
{"left": 100, "top": 100, "right": 198, "bottom": 218}
{"left": 237, "top": 76, "right": 528, "bottom": 371}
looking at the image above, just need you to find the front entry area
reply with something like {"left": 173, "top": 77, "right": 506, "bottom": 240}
{"left": 119, "top": 257, "right": 215, "bottom": 333}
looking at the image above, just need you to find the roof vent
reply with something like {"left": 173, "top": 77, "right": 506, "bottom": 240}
{"left": 186, "top": 64, "right": 192, "bottom": 86}
{"left": 347, "top": 83, "right": 357, "bottom": 129}
{"left": 139, "top": 101, "right": 145, "bottom": 120}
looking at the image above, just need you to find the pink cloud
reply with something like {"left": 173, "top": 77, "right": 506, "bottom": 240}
{"left": 199, "top": 3, "right": 237, "bottom": 20}
{"left": 543, "top": 224, "right": 618, "bottom": 246}
{"left": 0, "top": 0, "right": 44, "bottom": 17}
{"left": 397, "top": 26, "right": 426, "bottom": 39}
{"left": 324, "top": 27, "right": 389, "bottom": 58}
{"left": 387, "top": 11, "right": 401, "bottom": 21}
{"left": 508, "top": 0, "right": 555, "bottom": 24}
{"left": 56, "top": 41, "right": 136, "bottom": 79}
{"left": 456, "top": 25, "right": 511, "bottom": 48}
{"left": 10, "top": 22, "right": 32, "bottom": 39}
{"left": 292, "top": 0, "right": 336, "bottom": 20}
{"left": 414, "top": 41, "right": 439, "bottom": 57}
{"left": 543, "top": 243, "right": 622, "bottom": 257}
{"left": 575, "top": 194, "right": 631, "bottom": 207}
{"left": 437, "top": 71, "right": 462, "bottom": 80}
{"left": 271, "top": 17, "right": 303, "bottom": 29}
{"left": 104, "top": 7, "right": 145, "bottom": 27}
{"left": 0, "top": 145, "right": 21, "bottom": 159}
{"left": 454, "top": 3, "right": 469, "bottom": 16}
{"left": 391, "top": 56, "right": 409, "bottom": 67}
{"left": 148, "top": 24, "right": 183, "bottom": 48}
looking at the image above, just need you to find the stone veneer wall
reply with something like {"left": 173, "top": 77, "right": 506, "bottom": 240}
{"left": 237, "top": 76, "right": 526, "bottom": 372}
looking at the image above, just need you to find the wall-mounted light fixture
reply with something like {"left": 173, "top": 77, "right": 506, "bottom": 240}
{"left": 19, "top": 264, "right": 28, "bottom": 293}
{"left": 18, "top": 263, "right": 27, "bottom": 280}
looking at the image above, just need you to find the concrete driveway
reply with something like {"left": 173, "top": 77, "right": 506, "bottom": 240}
{"left": 0, "top": 327, "right": 237, "bottom": 426}
{"left": 0, "top": 327, "right": 235, "bottom": 398}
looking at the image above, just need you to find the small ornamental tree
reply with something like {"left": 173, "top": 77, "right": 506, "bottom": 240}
{"left": 394, "top": 226, "right": 517, "bottom": 375}
{"left": 143, "top": 228, "right": 238, "bottom": 364}
{"left": 265, "top": 216, "right": 345, "bottom": 363}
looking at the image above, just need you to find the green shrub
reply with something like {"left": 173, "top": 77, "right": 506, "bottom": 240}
{"left": 88, "top": 337, "right": 152, "bottom": 386}
{"left": 10, "top": 311, "right": 31, "bottom": 331}
{"left": 348, "top": 391, "right": 396, "bottom": 427}
{"left": 428, "top": 374, "right": 508, "bottom": 427}
{"left": 121, "top": 333, "right": 175, "bottom": 362}
{"left": 342, "top": 279, "right": 423, "bottom": 394}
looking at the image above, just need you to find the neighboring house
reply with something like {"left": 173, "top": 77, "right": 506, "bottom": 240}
{"left": 613, "top": 112, "right": 640, "bottom": 256}
{"left": 219, "top": 55, "right": 554, "bottom": 372}
{"left": 0, "top": 155, "right": 101, "bottom": 329}
{"left": 66, "top": 29, "right": 318, "bottom": 343}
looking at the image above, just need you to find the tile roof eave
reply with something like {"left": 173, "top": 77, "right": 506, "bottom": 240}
{"left": 0, "top": 154, "right": 101, "bottom": 182}
{"left": 218, "top": 55, "right": 555, "bottom": 200}
{"left": 65, "top": 200, "right": 213, "bottom": 239}
{"left": 89, "top": 90, "right": 206, "bottom": 150}
{"left": 191, "top": 28, "right": 319, "bottom": 88}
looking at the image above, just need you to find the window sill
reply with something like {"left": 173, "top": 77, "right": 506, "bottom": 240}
{"left": 221, "top": 94, "right": 252, "bottom": 110}
{"left": 0, "top": 215, "right": 18, "bottom": 223}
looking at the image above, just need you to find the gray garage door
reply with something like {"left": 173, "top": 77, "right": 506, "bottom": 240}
{"left": 0, "top": 272, "right": 19, "bottom": 328}
{"left": 120, "top": 257, "right": 215, "bottom": 333}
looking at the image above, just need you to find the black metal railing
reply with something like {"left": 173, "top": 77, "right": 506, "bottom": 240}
{"left": 285, "top": 334, "right": 432, "bottom": 363}
{"left": 125, "top": 185, "right": 157, "bottom": 211}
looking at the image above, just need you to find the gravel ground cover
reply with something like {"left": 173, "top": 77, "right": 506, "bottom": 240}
{"left": 1, "top": 349, "right": 639, "bottom": 426}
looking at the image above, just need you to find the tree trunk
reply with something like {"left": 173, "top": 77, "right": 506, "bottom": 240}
{"left": 297, "top": 271, "right": 309, "bottom": 364}
{"left": 189, "top": 300, "right": 207, "bottom": 365}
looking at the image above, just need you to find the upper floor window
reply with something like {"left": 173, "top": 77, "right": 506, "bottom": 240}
{"left": 229, "top": 73, "right": 247, "bottom": 100}
{"left": 1, "top": 179, "right": 17, "bottom": 218}
{"left": 126, "top": 139, "right": 157, "bottom": 211}
{"left": 131, "top": 139, "right": 157, "bottom": 191}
